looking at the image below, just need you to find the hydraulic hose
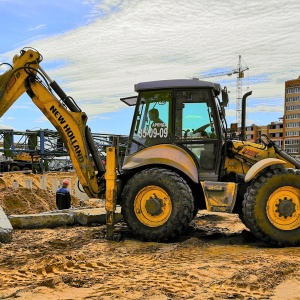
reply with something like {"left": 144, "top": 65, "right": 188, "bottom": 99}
{"left": 85, "top": 126, "right": 106, "bottom": 177}
{"left": 38, "top": 65, "right": 81, "bottom": 112}
{"left": 274, "top": 144, "right": 300, "bottom": 169}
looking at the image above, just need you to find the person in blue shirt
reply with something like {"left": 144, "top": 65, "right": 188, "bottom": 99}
{"left": 56, "top": 179, "right": 71, "bottom": 210}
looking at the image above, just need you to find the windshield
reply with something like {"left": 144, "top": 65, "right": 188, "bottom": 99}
{"left": 128, "top": 90, "right": 171, "bottom": 153}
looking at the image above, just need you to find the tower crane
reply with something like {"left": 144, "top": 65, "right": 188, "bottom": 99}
{"left": 198, "top": 55, "right": 249, "bottom": 127}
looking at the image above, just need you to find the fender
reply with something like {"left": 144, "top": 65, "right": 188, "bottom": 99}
{"left": 244, "top": 158, "right": 287, "bottom": 182}
{"left": 122, "top": 144, "right": 199, "bottom": 182}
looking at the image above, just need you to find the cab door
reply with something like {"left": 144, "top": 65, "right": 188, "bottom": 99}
{"left": 173, "top": 89, "right": 220, "bottom": 180}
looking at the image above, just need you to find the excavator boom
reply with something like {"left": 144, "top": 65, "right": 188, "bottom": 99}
{"left": 0, "top": 48, "right": 105, "bottom": 198}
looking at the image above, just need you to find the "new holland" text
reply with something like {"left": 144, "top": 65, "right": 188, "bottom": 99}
{"left": 50, "top": 105, "right": 84, "bottom": 162}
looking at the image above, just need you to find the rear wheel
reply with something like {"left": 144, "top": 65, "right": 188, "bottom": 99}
{"left": 121, "top": 168, "right": 194, "bottom": 241}
{"left": 10, "top": 165, "right": 20, "bottom": 172}
{"left": 243, "top": 167, "right": 300, "bottom": 247}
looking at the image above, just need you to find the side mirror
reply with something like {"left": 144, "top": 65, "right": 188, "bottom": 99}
{"left": 221, "top": 87, "right": 229, "bottom": 107}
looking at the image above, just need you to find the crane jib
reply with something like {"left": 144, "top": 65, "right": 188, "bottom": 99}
{"left": 49, "top": 105, "right": 84, "bottom": 163}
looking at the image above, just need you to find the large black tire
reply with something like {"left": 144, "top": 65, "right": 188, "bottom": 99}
{"left": 243, "top": 167, "right": 300, "bottom": 247}
{"left": 10, "top": 165, "right": 20, "bottom": 172}
{"left": 121, "top": 168, "right": 194, "bottom": 241}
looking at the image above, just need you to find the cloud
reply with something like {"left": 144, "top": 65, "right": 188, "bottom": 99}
{"left": 28, "top": 24, "right": 46, "bottom": 31}
{"left": 244, "top": 119, "right": 257, "bottom": 126}
{"left": 0, "top": 123, "right": 13, "bottom": 129}
{"left": 225, "top": 102, "right": 283, "bottom": 117}
{"left": 34, "top": 116, "right": 50, "bottom": 123}
{"left": 87, "top": 0, "right": 126, "bottom": 18}
{"left": 11, "top": 105, "right": 31, "bottom": 110}
{"left": 98, "top": 116, "right": 111, "bottom": 120}
{"left": 2, "top": 0, "right": 300, "bottom": 129}
{"left": 247, "top": 105, "right": 283, "bottom": 113}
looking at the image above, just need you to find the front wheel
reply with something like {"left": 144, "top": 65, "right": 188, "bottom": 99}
{"left": 121, "top": 168, "right": 194, "bottom": 241}
{"left": 243, "top": 167, "right": 300, "bottom": 247}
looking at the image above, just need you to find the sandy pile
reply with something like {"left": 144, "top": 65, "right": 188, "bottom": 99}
{"left": 0, "top": 171, "right": 80, "bottom": 215}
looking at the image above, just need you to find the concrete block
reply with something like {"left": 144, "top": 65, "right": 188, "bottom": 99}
{"left": 73, "top": 207, "right": 122, "bottom": 225}
{"left": 52, "top": 178, "right": 59, "bottom": 193}
{"left": 75, "top": 178, "right": 89, "bottom": 200}
{"left": 9, "top": 212, "right": 75, "bottom": 229}
{"left": 40, "top": 174, "right": 48, "bottom": 190}
{"left": 12, "top": 180, "right": 19, "bottom": 188}
{"left": 25, "top": 179, "right": 32, "bottom": 189}
{"left": 0, "top": 206, "right": 13, "bottom": 243}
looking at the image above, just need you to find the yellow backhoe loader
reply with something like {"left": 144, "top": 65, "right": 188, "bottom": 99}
{"left": 0, "top": 48, "right": 299, "bottom": 246}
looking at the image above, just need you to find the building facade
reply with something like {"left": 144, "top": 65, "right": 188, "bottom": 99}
{"left": 284, "top": 76, "right": 300, "bottom": 156}
{"left": 243, "top": 76, "right": 300, "bottom": 158}
{"left": 245, "top": 122, "right": 283, "bottom": 148}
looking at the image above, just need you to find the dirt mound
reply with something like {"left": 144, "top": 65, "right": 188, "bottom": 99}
{"left": 0, "top": 171, "right": 80, "bottom": 215}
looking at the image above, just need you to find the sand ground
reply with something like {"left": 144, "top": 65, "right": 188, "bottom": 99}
{"left": 0, "top": 172, "right": 299, "bottom": 300}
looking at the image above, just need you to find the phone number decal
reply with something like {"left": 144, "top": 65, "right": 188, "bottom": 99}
{"left": 139, "top": 127, "right": 168, "bottom": 138}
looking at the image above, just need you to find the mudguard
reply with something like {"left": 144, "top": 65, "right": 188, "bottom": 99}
{"left": 122, "top": 144, "right": 199, "bottom": 183}
{"left": 244, "top": 158, "right": 286, "bottom": 182}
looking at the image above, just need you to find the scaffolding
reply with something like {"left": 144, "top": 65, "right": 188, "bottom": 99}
{"left": 0, "top": 129, "right": 128, "bottom": 172}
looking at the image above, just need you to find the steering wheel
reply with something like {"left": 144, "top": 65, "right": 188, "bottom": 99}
{"left": 192, "top": 123, "right": 210, "bottom": 135}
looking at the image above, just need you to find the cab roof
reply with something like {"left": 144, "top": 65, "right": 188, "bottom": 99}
{"left": 134, "top": 79, "right": 221, "bottom": 94}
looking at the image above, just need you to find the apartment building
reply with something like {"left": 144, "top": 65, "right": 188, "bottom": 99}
{"left": 243, "top": 76, "right": 300, "bottom": 158}
{"left": 245, "top": 122, "right": 283, "bottom": 148}
{"left": 284, "top": 76, "right": 300, "bottom": 156}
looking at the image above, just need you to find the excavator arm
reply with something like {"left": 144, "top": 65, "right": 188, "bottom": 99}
{"left": 0, "top": 48, "right": 106, "bottom": 198}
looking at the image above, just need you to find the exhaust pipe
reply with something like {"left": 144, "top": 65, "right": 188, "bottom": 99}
{"left": 241, "top": 91, "right": 252, "bottom": 141}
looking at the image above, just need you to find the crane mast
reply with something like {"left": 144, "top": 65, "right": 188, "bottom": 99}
{"left": 197, "top": 55, "right": 249, "bottom": 127}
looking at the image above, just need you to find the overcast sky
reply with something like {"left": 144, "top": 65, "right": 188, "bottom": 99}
{"left": 1, "top": 0, "right": 300, "bottom": 134}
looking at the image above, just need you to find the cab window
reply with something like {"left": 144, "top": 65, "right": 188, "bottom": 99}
{"left": 129, "top": 90, "right": 171, "bottom": 152}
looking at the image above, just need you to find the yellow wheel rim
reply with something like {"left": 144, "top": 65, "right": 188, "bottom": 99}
{"left": 267, "top": 186, "right": 300, "bottom": 230}
{"left": 134, "top": 185, "right": 172, "bottom": 227}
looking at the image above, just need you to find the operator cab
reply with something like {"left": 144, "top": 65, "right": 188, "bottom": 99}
{"left": 121, "top": 79, "right": 228, "bottom": 179}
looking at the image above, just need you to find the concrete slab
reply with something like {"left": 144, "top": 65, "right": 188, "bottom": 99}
{"left": 9, "top": 212, "right": 75, "bottom": 229}
{"left": 8, "top": 206, "right": 123, "bottom": 229}
{"left": 0, "top": 206, "right": 13, "bottom": 243}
